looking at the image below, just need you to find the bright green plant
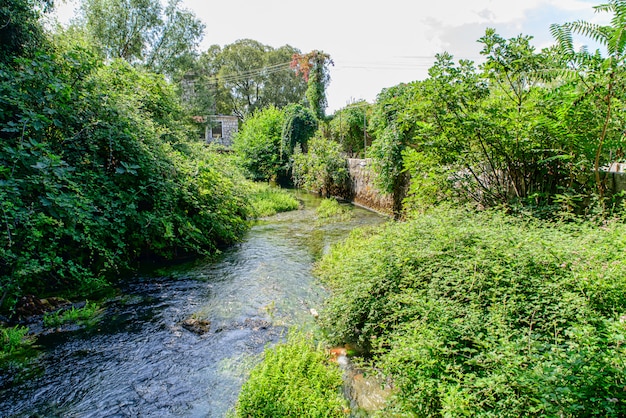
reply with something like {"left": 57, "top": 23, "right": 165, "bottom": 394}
{"left": 315, "top": 198, "right": 352, "bottom": 223}
{"left": 0, "top": 325, "right": 35, "bottom": 371}
{"left": 43, "top": 301, "right": 102, "bottom": 328}
{"left": 234, "top": 330, "right": 348, "bottom": 417}
{"left": 232, "top": 106, "right": 285, "bottom": 181}
{"left": 0, "top": 326, "right": 31, "bottom": 356}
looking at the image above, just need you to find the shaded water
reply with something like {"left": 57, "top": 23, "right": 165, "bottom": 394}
{"left": 0, "top": 192, "right": 385, "bottom": 417}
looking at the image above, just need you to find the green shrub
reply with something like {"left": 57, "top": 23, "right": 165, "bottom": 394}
{"left": 234, "top": 331, "right": 348, "bottom": 417}
{"left": 247, "top": 182, "right": 300, "bottom": 217}
{"left": 292, "top": 134, "right": 348, "bottom": 196}
{"left": 316, "top": 207, "right": 626, "bottom": 416}
{"left": 0, "top": 46, "right": 251, "bottom": 312}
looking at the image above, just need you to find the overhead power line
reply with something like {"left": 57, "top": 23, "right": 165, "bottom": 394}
{"left": 209, "top": 61, "right": 294, "bottom": 84}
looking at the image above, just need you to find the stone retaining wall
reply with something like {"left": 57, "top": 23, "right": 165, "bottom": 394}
{"left": 346, "top": 158, "right": 394, "bottom": 216}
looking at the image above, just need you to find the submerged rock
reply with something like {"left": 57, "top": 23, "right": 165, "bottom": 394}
{"left": 181, "top": 318, "right": 211, "bottom": 335}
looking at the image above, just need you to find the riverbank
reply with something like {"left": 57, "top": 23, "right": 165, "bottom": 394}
{"left": 0, "top": 192, "right": 385, "bottom": 417}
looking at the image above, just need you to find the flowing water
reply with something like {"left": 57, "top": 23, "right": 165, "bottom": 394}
{"left": 0, "top": 192, "right": 385, "bottom": 418}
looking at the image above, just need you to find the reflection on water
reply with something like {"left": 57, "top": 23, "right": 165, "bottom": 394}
{"left": 0, "top": 192, "right": 385, "bottom": 417}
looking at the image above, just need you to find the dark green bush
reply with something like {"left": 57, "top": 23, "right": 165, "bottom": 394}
{"left": 0, "top": 44, "right": 250, "bottom": 311}
{"left": 316, "top": 208, "right": 626, "bottom": 416}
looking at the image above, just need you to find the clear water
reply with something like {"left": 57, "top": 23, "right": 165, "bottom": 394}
{"left": 0, "top": 192, "right": 385, "bottom": 417}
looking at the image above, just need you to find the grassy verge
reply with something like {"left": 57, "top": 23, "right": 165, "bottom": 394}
{"left": 247, "top": 182, "right": 300, "bottom": 217}
{"left": 233, "top": 331, "right": 348, "bottom": 417}
{"left": 315, "top": 207, "right": 626, "bottom": 416}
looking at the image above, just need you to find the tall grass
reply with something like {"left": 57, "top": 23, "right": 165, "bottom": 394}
{"left": 316, "top": 198, "right": 353, "bottom": 223}
{"left": 315, "top": 207, "right": 626, "bottom": 416}
{"left": 247, "top": 182, "right": 300, "bottom": 217}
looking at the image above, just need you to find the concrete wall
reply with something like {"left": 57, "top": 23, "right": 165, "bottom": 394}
{"left": 347, "top": 158, "right": 394, "bottom": 215}
{"left": 604, "top": 170, "right": 626, "bottom": 195}
{"left": 342, "top": 159, "right": 626, "bottom": 215}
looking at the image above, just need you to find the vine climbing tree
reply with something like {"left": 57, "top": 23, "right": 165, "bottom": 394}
{"left": 290, "top": 50, "right": 333, "bottom": 120}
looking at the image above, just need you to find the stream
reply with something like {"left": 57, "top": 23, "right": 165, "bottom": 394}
{"left": 0, "top": 192, "right": 385, "bottom": 417}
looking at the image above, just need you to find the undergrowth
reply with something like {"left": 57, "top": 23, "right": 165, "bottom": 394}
{"left": 315, "top": 207, "right": 626, "bottom": 416}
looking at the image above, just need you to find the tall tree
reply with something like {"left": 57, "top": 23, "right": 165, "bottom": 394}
{"left": 187, "top": 39, "right": 306, "bottom": 119}
{"left": 191, "top": 40, "right": 307, "bottom": 118}
{"left": 79, "top": 0, "right": 204, "bottom": 77}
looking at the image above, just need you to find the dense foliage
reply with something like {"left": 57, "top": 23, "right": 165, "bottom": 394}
{"left": 364, "top": 4, "right": 626, "bottom": 217}
{"left": 232, "top": 106, "right": 285, "bottom": 181}
{"left": 233, "top": 105, "right": 319, "bottom": 184}
{"left": 0, "top": 39, "right": 250, "bottom": 312}
{"left": 327, "top": 101, "right": 371, "bottom": 158}
{"left": 316, "top": 208, "right": 626, "bottom": 416}
{"left": 292, "top": 134, "right": 348, "bottom": 196}
{"left": 0, "top": 0, "right": 51, "bottom": 64}
{"left": 234, "top": 331, "right": 347, "bottom": 417}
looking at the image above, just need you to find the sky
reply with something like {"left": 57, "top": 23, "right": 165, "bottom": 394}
{"left": 54, "top": 0, "right": 609, "bottom": 113}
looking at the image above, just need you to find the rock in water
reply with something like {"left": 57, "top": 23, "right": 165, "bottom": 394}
{"left": 181, "top": 318, "right": 211, "bottom": 335}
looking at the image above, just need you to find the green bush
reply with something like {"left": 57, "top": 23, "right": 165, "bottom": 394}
{"left": 292, "top": 134, "right": 348, "bottom": 196}
{"left": 316, "top": 208, "right": 626, "bottom": 416}
{"left": 232, "top": 106, "right": 285, "bottom": 181}
{"left": 234, "top": 331, "right": 348, "bottom": 417}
